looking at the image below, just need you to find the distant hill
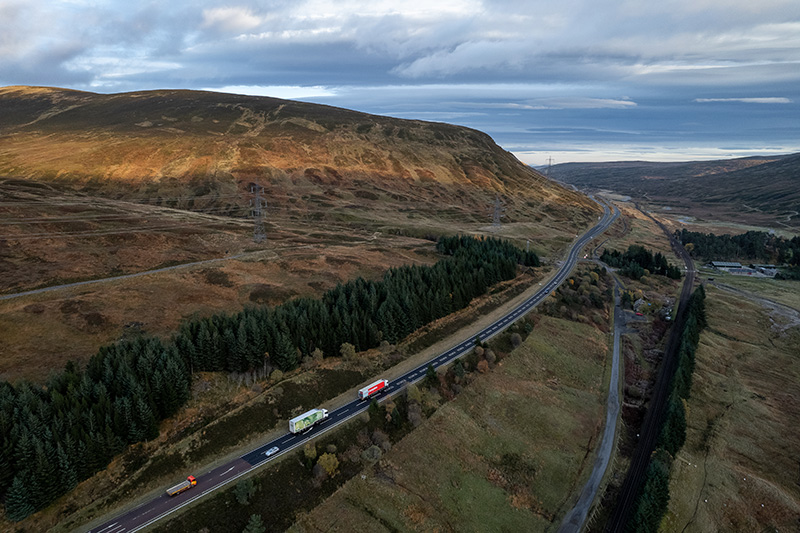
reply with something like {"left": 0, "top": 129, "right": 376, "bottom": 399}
{"left": 0, "top": 86, "right": 595, "bottom": 219}
{"left": 547, "top": 154, "right": 800, "bottom": 228}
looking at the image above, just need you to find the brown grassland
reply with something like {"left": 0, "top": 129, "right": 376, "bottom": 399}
{"left": 290, "top": 314, "right": 612, "bottom": 533}
{"left": 0, "top": 175, "right": 592, "bottom": 384}
{"left": 662, "top": 284, "right": 800, "bottom": 532}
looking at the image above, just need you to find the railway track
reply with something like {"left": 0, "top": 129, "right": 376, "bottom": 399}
{"left": 605, "top": 206, "right": 696, "bottom": 532}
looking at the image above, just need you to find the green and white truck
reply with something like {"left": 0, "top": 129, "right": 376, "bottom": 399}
{"left": 289, "top": 408, "right": 329, "bottom": 434}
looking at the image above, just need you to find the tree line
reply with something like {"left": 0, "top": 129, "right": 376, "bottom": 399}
{"left": 0, "top": 235, "right": 538, "bottom": 521}
{"left": 676, "top": 228, "right": 800, "bottom": 265}
{"left": 0, "top": 338, "right": 190, "bottom": 521}
{"left": 600, "top": 245, "right": 682, "bottom": 280}
{"left": 625, "top": 285, "right": 707, "bottom": 533}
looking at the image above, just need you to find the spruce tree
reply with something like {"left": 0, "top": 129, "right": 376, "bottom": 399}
{"left": 5, "top": 475, "right": 35, "bottom": 522}
{"left": 242, "top": 514, "right": 266, "bottom": 533}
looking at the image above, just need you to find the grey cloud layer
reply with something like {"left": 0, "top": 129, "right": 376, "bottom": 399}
{"left": 1, "top": 0, "right": 798, "bottom": 161}
{"left": 3, "top": 0, "right": 798, "bottom": 88}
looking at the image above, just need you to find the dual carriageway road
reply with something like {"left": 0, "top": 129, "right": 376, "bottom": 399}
{"left": 89, "top": 201, "right": 619, "bottom": 533}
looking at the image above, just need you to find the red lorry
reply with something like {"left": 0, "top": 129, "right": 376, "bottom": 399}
{"left": 166, "top": 475, "right": 196, "bottom": 496}
{"left": 358, "top": 379, "right": 388, "bottom": 400}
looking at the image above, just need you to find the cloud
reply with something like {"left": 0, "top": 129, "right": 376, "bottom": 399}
{"left": 512, "top": 143, "right": 800, "bottom": 165}
{"left": 202, "top": 7, "right": 263, "bottom": 33}
{"left": 207, "top": 84, "right": 337, "bottom": 99}
{"left": 693, "top": 97, "right": 792, "bottom": 104}
{"left": 508, "top": 98, "right": 637, "bottom": 110}
{"left": 1, "top": 0, "right": 799, "bottom": 162}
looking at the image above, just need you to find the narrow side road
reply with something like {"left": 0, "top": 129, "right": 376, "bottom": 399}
{"left": 558, "top": 273, "right": 625, "bottom": 532}
{"left": 0, "top": 254, "right": 250, "bottom": 301}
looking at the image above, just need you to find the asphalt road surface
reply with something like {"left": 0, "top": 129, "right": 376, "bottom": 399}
{"left": 558, "top": 274, "right": 625, "bottom": 532}
{"left": 88, "top": 202, "right": 618, "bottom": 533}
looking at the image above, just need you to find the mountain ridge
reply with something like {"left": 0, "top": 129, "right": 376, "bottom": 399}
{"left": 0, "top": 86, "right": 543, "bottom": 190}
{"left": 546, "top": 153, "right": 799, "bottom": 228}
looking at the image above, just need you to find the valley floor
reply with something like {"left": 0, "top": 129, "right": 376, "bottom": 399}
{"left": 291, "top": 315, "right": 612, "bottom": 533}
{"left": 663, "top": 281, "right": 800, "bottom": 532}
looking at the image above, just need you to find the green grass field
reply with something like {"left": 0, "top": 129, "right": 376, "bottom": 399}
{"left": 291, "top": 315, "right": 611, "bottom": 532}
{"left": 661, "top": 285, "right": 800, "bottom": 532}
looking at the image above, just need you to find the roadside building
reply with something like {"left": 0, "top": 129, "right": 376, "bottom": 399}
{"left": 750, "top": 264, "right": 778, "bottom": 277}
{"left": 728, "top": 267, "right": 758, "bottom": 276}
{"left": 709, "top": 261, "right": 742, "bottom": 271}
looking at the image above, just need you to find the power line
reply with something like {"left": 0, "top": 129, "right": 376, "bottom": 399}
{"left": 0, "top": 192, "right": 246, "bottom": 207}
{"left": 0, "top": 219, "right": 248, "bottom": 241}
{"left": 0, "top": 205, "right": 247, "bottom": 225}
{"left": 250, "top": 184, "right": 267, "bottom": 243}
{"left": 491, "top": 194, "right": 505, "bottom": 227}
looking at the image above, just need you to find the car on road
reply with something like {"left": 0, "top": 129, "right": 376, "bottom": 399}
{"left": 635, "top": 312, "right": 643, "bottom": 316}
{"left": 265, "top": 446, "right": 279, "bottom": 457}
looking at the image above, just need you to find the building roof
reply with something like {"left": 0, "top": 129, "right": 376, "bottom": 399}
{"left": 710, "top": 261, "right": 742, "bottom": 268}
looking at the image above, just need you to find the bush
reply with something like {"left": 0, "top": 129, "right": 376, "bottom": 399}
{"left": 242, "top": 514, "right": 266, "bottom": 533}
{"left": 407, "top": 402, "right": 423, "bottom": 427}
{"left": 361, "top": 445, "right": 382, "bottom": 463}
{"left": 303, "top": 442, "right": 317, "bottom": 462}
{"left": 312, "top": 462, "right": 327, "bottom": 482}
{"left": 317, "top": 453, "right": 339, "bottom": 477}
{"left": 510, "top": 332, "right": 522, "bottom": 348}
{"left": 406, "top": 383, "right": 422, "bottom": 404}
{"left": 340, "top": 342, "right": 357, "bottom": 360}
{"left": 234, "top": 478, "right": 256, "bottom": 505}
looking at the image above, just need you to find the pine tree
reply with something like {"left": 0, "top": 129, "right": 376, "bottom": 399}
{"left": 273, "top": 333, "right": 298, "bottom": 372}
{"left": 658, "top": 396, "right": 686, "bottom": 456}
{"left": 5, "top": 475, "right": 35, "bottom": 522}
{"left": 242, "top": 514, "right": 266, "bottom": 533}
{"left": 57, "top": 444, "right": 78, "bottom": 494}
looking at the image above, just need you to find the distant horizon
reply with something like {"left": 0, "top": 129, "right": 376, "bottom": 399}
{"left": 2, "top": 0, "right": 798, "bottom": 167}
{"left": 5, "top": 82, "right": 798, "bottom": 167}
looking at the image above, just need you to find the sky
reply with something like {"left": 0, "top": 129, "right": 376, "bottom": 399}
{"left": 2, "top": 0, "right": 799, "bottom": 164}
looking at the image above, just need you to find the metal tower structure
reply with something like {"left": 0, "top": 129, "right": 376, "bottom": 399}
{"left": 250, "top": 184, "right": 267, "bottom": 243}
{"left": 491, "top": 194, "right": 505, "bottom": 227}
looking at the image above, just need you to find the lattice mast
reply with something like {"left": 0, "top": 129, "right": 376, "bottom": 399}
{"left": 491, "top": 194, "right": 505, "bottom": 227}
{"left": 250, "top": 184, "right": 267, "bottom": 243}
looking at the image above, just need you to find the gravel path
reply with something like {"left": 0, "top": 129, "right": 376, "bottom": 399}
{"left": 558, "top": 273, "right": 625, "bottom": 533}
{"left": 0, "top": 253, "right": 253, "bottom": 301}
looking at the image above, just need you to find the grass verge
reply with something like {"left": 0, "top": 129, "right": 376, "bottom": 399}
{"left": 661, "top": 285, "right": 800, "bottom": 532}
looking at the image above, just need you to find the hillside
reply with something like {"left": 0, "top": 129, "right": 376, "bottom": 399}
{"left": 0, "top": 86, "right": 594, "bottom": 215}
{"left": 0, "top": 86, "right": 601, "bottom": 384}
{"left": 547, "top": 154, "right": 799, "bottom": 229}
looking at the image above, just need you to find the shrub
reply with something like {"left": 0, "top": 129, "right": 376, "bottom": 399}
{"left": 339, "top": 342, "right": 357, "bottom": 360}
{"left": 510, "top": 333, "right": 523, "bottom": 348}
{"left": 303, "top": 442, "right": 317, "bottom": 462}
{"left": 234, "top": 478, "right": 256, "bottom": 505}
{"left": 361, "top": 445, "right": 382, "bottom": 463}
{"left": 317, "top": 453, "right": 339, "bottom": 477}
{"left": 242, "top": 514, "right": 266, "bottom": 533}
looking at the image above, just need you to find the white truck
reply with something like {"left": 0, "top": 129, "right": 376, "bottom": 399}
{"left": 289, "top": 408, "right": 328, "bottom": 434}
